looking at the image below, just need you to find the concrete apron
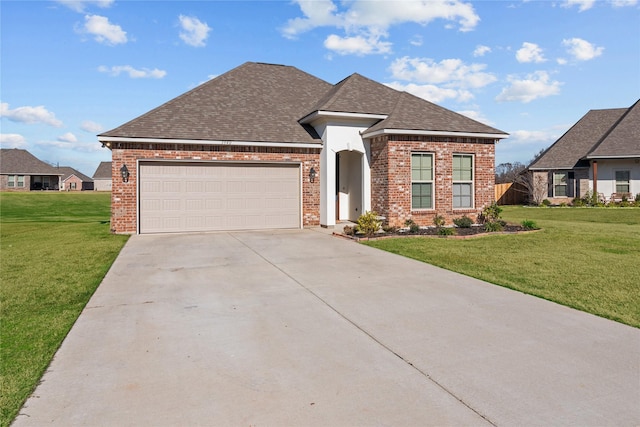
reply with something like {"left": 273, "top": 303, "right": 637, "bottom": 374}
{"left": 14, "top": 229, "right": 639, "bottom": 426}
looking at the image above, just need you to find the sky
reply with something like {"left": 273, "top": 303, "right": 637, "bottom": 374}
{"left": 1, "top": 0, "right": 639, "bottom": 177}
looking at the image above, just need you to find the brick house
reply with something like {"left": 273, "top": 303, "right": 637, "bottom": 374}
{"left": 98, "top": 62, "right": 508, "bottom": 234}
{"left": 0, "top": 148, "right": 63, "bottom": 191}
{"left": 528, "top": 100, "right": 640, "bottom": 204}
{"left": 60, "top": 167, "right": 94, "bottom": 191}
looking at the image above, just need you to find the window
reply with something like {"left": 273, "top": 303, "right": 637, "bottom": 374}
{"left": 17, "top": 175, "right": 24, "bottom": 187}
{"left": 8, "top": 175, "right": 15, "bottom": 187}
{"left": 70, "top": 182, "right": 77, "bottom": 190}
{"left": 553, "top": 172, "right": 568, "bottom": 197}
{"left": 411, "top": 153, "right": 433, "bottom": 209}
{"left": 453, "top": 154, "right": 473, "bottom": 208}
{"left": 615, "top": 170, "right": 630, "bottom": 193}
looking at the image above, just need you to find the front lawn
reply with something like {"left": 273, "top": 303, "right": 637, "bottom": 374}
{"left": 363, "top": 206, "right": 640, "bottom": 328}
{"left": 0, "top": 192, "right": 128, "bottom": 427}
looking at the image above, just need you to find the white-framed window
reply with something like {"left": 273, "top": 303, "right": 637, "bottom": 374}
{"left": 553, "top": 171, "right": 568, "bottom": 197}
{"left": 411, "top": 153, "right": 434, "bottom": 210}
{"left": 7, "top": 175, "right": 24, "bottom": 188}
{"left": 17, "top": 175, "right": 24, "bottom": 187}
{"left": 615, "top": 170, "right": 630, "bottom": 193}
{"left": 453, "top": 154, "right": 473, "bottom": 209}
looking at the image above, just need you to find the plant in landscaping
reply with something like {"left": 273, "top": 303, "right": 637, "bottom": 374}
{"left": 521, "top": 219, "right": 538, "bottom": 230}
{"left": 356, "top": 211, "right": 382, "bottom": 237}
{"left": 437, "top": 227, "right": 456, "bottom": 236}
{"left": 453, "top": 215, "right": 473, "bottom": 228}
{"left": 484, "top": 221, "right": 504, "bottom": 232}
{"left": 404, "top": 218, "right": 420, "bottom": 233}
{"left": 433, "top": 214, "right": 445, "bottom": 228}
{"left": 343, "top": 225, "right": 355, "bottom": 236}
{"left": 541, "top": 199, "right": 551, "bottom": 206}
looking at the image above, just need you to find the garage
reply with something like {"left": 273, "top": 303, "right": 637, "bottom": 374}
{"left": 139, "top": 162, "right": 301, "bottom": 234}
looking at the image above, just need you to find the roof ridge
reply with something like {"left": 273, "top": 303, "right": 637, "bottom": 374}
{"left": 584, "top": 100, "right": 636, "bottom": 158}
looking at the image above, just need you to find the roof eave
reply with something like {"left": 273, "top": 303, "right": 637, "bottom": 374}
{"left": 97, "top": 136, "right": 322, "bottom": 149}
{"left": 361, "top": 128, "right": 509, "bottom": 140}
{"left": 584, "top": 154, "right": 640, "bottom": 159}
{"left": 299, "top": 110, "right": 388, "bottom": 125}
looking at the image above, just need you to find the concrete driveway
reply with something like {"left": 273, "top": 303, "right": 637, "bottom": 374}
{"left": 14, "top": 229, "right": 639, "bottom": 426}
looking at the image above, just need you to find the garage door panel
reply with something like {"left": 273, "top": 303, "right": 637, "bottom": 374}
{"left": 140, "top": 162, "right": 300, "bottom": 233}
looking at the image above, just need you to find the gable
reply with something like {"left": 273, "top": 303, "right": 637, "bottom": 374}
{"left": 587, "top": 99, "right": 640, "bottom": 158}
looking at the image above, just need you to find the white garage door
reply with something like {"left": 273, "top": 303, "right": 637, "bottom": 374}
{"left": 139, "top": 162, "right": 301, "bottom": 234}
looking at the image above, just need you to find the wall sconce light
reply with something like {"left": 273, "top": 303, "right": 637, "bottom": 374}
{"left": 120, "top": 164, "right": 130, "bottom": 183}
{"left": 309, "top": 167, "right": 317, "bottom": 183}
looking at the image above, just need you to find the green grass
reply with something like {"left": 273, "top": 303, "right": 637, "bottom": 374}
{"left": 0, "top": 192, "right": 128, "bottom": 427}
{"left": 363, "top": 206, "right": 640, "bottom": 328}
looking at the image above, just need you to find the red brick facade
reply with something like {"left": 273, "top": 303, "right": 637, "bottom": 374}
{"left": 110, "top": 143, "right": 321, "bottom": 234}
{"left": 370, "top": 135, "right": 496, "bottom": 227}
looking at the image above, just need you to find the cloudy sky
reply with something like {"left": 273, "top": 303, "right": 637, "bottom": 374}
{"left": 1, "top": 0, "right": 638, "bottom": 176}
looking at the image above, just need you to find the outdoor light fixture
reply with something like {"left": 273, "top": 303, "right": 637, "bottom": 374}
{"left": 309, "top": 167, "right": 317, "bottom": 183}
{"left": 120, "top": 164, "right": 130, "bottom": 183}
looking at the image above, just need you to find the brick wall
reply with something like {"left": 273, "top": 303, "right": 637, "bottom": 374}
{"left": 63, "top": 176, "right": 83, "bottom": 191}
{"left": 370, "top": 135, "right": 496, "bottom": 227}
{"left": 110, "top": 143, "right": 321, "bottom": 234}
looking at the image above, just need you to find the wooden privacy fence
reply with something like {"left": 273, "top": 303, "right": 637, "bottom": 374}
{"left": 495, "top": 182, "right": 528, "bottom": 205}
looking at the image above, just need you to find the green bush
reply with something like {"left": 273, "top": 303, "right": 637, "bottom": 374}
{"left": 356, "top": 211, "right": 381, "bottom": 237}
{"left": 453, "top": 215, "right": 473, "bottom": 228}
{"left": 521, "top": 219, "right": 538, "bottom": 230}
{"left": 343, "top": 225, "right": 355, "bottom": 236}
{"left": 433, "top": 214, "right": 445, "bottom": 228}
{"left": 484, "top": 221, "right": 504, "bottom": 232}
{"left": 541, "top": 199, "right": 551, "bottom": 206}
{"left": 437, "top": 227, "right": 456, "bottom": 236}
{"left": 404, "top": 218, "right": 420, "bottom": 233}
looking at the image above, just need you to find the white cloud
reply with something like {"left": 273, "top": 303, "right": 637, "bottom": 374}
{"left": 36, "top": 139, "right": 103, "bottom": 153}
{"left": 178, "top": 15, "right": 211, "bottom": 47}
{"left": 556, "top": 57, "right": 568, "bottom": 65}
{"left": 57, "top": 132, "right": 78, "bottom": 143}
{"left": 282, "top": 0, "right": 479, "bottom": 55}
{"left": 389, "top": 56, "right": 497, "bottom": 88}
{"left": 98, "top": 65, "right": 167, "bottom": 79}
{"left": 562, "top": 38, "right": 604, "bottom": 61}
{"left": 81, "top": 120, "right": 104, "bottom": 133}
{"left": 508, "top": 129, "right": 557, "bottom": 143}
{"left": 456, "top": 109, "right": 494, "bottom": 125}
{"left": 516, "top": 42, "right": 546, "bottom": 63}
{"left": 409, "top": 35, "right": 423, "bottom": 46}
{"left": 56, "top": 0, "right": 114, "bottom": 13}
{"left": 1, "top": 103, "right": 63, "bottom": 127}
{"left": 324, "top": 33, "right": 392, "bottom": 55}
{"left": 562, "top": 0, "right": 596, "bottom": 11}
{"left": 0, "top": 133, "right": 27, "bottom": 148}
{"left": 385, "top": 82, "right": 473, "bottom": 103}
{"left": 473, "top": 45, "right": 491, "bottom": 57}
{"left": 496, "top": 71, "right": 562, "bottom": 103}
{"left": 609, "top": 0, "right": 638, "bottom": 6}
{"left": 80, "top": 14, "right": 127, "bottom": 45}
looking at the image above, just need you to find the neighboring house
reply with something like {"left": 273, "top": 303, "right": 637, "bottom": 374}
{"left": 92, "top": 161, "right": 112, "bottom": 191}
{"left": 98, "top": 62, "right": 508, "bottom": 234}
{"left": 0, "top": 148, "right": 63, "bottom": 191}
{"left": 528, "top": 100, "right": 640, "bottom": 204}
{"left": 59, "top": 167, "right": 94, "bottom": 191}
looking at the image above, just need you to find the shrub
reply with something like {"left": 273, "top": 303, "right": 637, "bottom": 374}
{"left": 521, "top": 219, "right": 538, "bottom": 230}
{"left": 453, "top": 215, "right": 473, "bottom": 228}
{"left": 433, "top": 214, "right": 445, "bottom": 228}
{"left": 635, "top": 193, "right": 640, "bottom": 203}
{"left": 559, "top": 202, "right": 568, "bottom": 207}
{"left": 343, "top": 225, "right": 355, "bottom": 236}
{"left": 541, "top": 199, "right": 551, "bottom": 206}
{"left": 484, "top": 221, "right": 504, "bottom": 232}
{"left": 437, "top": 227, "right": 456, "bottom": 236}
{"left": 572, "top": 197, "right": 585, "bottom": 207}
{"left": 356, "top": 211, "right": 381, "bottom": 237}
{"left": 404, "top": 218, "right": 420, "bottom": 233}
{"left": 382, "top": 225, "right": 398, "bottom": 233}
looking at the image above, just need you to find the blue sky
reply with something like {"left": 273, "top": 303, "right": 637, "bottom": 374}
{"left": 1, "top": 0, "right": 639, "bottom": 176}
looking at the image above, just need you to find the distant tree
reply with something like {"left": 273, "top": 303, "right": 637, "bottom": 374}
{"left": 528, "top": 148, "right": 546, "bottom": 166}
{"left": 495, "top": 161, "right": 527, "bottom": 183}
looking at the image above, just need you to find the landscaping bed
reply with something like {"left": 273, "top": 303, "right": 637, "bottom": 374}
{"left": 337, "top": 223, "right": 534, "bottom": 240}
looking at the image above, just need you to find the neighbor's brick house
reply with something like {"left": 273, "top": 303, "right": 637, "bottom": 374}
{"left": 99, "top": 62, "right": 507, "bottom": 234}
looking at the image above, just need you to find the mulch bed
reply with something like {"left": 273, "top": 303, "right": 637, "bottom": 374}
{"left": 335, "top": 224, "right": 538, "bottom": 241}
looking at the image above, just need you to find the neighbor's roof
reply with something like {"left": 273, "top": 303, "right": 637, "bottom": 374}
{"left": 92, "top": 161, "right": 112, "bottom": 179}
{"left": 529, "top": 99, "right": 640, "bottom": 170}
{"left": 0, "top": 149, "right": 63, "bottom": 175}
{"left": 100, "top": 62, "right": 507, "bottom": 145}
{"left": 59, "top": 167, "right": 93, "bottom": 182}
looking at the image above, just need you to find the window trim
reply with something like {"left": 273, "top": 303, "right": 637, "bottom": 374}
{"left": 452, "top": 154, "right": 474, "bottom": 209}
{"left": 411, "top": 152, "right": 434, "bottom": 210}
{"left": 615, "top": 170, "right": 630, "bottom": 194}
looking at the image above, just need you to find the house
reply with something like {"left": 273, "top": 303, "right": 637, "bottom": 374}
{"left": 59, "top": 167, "right": 94, "bottom": 191}
{"left": 528, "top": 100, "right": 640, "bottom": 204}
{"left": 0, "top": 148, "right": 63, "bottom": 191}
{"left": 92, "top": 161, "right": 112, "bottom": 191}
{"left": 98, "top": 62, "right": 508, "bottom": 234}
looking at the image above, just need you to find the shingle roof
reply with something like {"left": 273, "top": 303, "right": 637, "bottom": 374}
{"left": 100, "top": 62, "right": 332, "bottom": 144}
{"left": 100, "top": 62, "right": 507, "bottom": 144}
{"left": 93, "top": 161, "right": 112, "bottom": 179}
{"left": 59, "top": 167, "right": 93, "bottom": 182}
{"left": 587, "top": 100, "right": 640, "bottom": 158}
{"left": 0, "top": 149, "right": 63, "bottom": 175}
{"left": 529, "top": 100, "right": 640, "bottom": 170}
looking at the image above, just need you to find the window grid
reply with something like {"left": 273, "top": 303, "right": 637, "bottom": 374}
{"left": 453, "top": 154, "right": 473, "bottom": 209}
{"left": 615, "top": 170, "right": 630, "bottom": 193}
{"left": 411, "top": 153, "right": 434, "bottom": 210}
{"left": 554, "top": 172, "right": 568, "bottom": 197}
